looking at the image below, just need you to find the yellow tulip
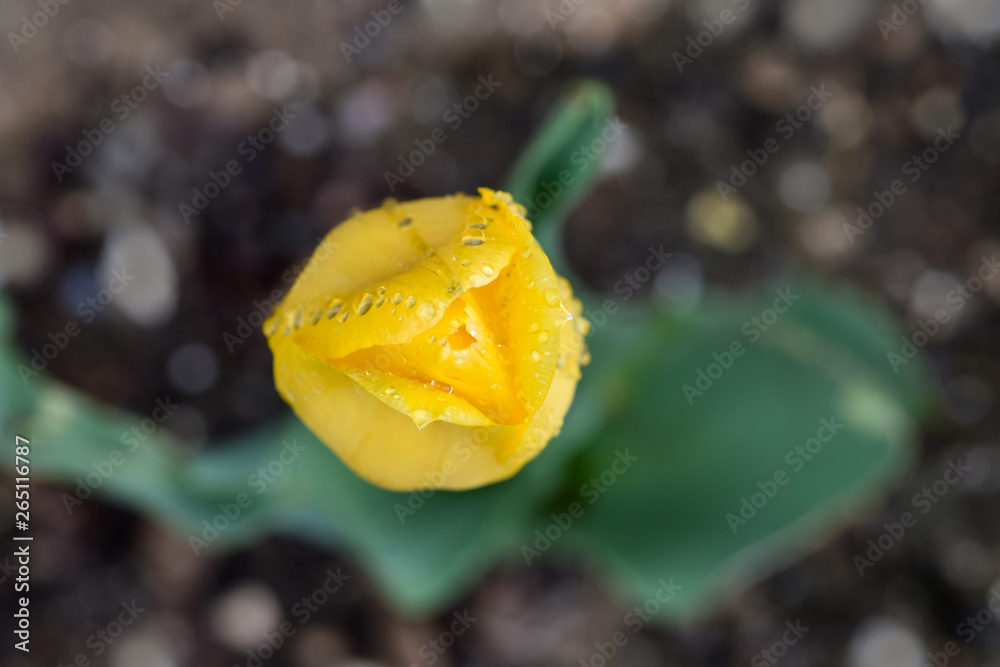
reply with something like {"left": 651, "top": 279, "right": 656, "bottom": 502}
{"left": 264, "top": 188, "right": 589, "bottom": 491}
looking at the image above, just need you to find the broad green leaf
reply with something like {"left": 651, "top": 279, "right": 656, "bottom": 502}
{"left": 503, "top": 80, "right": 616, "bottom": 236}
{"left": 531, "top": 280, "right": 929, "bottom": 618}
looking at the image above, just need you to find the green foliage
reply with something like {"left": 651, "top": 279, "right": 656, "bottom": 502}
{"left": 503, "top": 79, "right": 615, "bottom": 231}
{"left": 0, "top": 81, "right": 930, "bottom": 618}
{"left": 542, "top": 283, "right": 926, "bottom": 617}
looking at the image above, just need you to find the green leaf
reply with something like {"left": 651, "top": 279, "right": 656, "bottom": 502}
{"left": 503, "top": 80, "right": 616, "bottom": 234}
{"left": 535, "top": 280, "right": 929, "bottom": 618}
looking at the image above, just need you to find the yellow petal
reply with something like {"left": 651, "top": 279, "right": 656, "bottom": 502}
{"left": 266, "top": 189, "right": 588, "bottom": 490}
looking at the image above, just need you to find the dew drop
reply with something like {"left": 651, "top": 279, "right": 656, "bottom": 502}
{"left": 467, "top": 221, "right": 487, "bottom": 229}
{"left": 522, "top": 249, "right": 533, "bottom": 258}
{"left": 292, "top": 307, "right": 304, "bottom": 329}
{"left": 544, "top": 288, "right": 560, "bottom": 307}
{"left": 530, "top": 349, "right": 541, "bottom": 362}
{"left": 337, "top": 310, "right": 349, "bottom": 323}
{"left": 482, "top": 265, "right": 495, "bottom": 277}
{"left": 310, "top": 309, "right": 323, "bottom": 325}
{"left": 392, "top": 292, "right": 403, "bottom": 305}
{"left": 325, "top": 298, "right": 344, "bottom": 319}
{"left": 469, "top": 274, "right": 488, "bottom": 287}
{"left": 397, "top": 217, "right": 413, "bottom": 227}
{"left": 538, "top": 331, "right": 549, "bottom": 343}
{"left": 460, "top": 259, "right": 471, "bottom": 267}
{"left": 498, "top": 345, "right": 512, "bottom": 365}
{"left": 355, "top": 293, "right": 374, "bottom": 315}
{"left": 529, "top": 322, "right": 539, "bottom": 333}
{"left": 375, "top": 296, "right": 385, "bottom": 307}
{"left": 462, "top": 229, "right": 485, "bottom": 246}
{"left": 428, "top": 335, "right": 437, "bottom": 343}
{"left": 377, "top": 286, "right": 387, "bottom": 295}
{"left": 404, "top": 295, "right": 417, "bottom": 308}
{"left": 264, "top": 319, "right": 278, "bottom": 336}
{"left": 417, "top": 302, "right": 437, "bottom": 320}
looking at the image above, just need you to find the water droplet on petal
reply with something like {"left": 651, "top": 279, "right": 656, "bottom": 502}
{"left": 337, "top": 310, "right": 349, "bottom": 323}
{"left": 375, "top": 296, "right": 385, "bottom": 307}
{"left": 522, "top": 248, "right": 533, "bottom": 258}
{"left": 538, "top": 331, "right": 549, "bottom": 343}
{"left": 498, "top": 345, "right": 512, "bottom": 365}
{"left": 462, "top": 229, "right": 485, "bottom": 246}
{"left": 405, "top": 295, "right": 417, "bottom": 308}
{"left": 460, "top": 259, "right": 471, "bottom": 267}
{"left": 392, "top": 292, "right": 403, "bottom": 305}
{"left": 418, "top": 302, "right": 437, "bottom": 320}
{"left": 530, "top": 349, "right": 541, "bottom": 362}
{"left": 482, "top": 265, "right": 495, "bottom": 277}
{"left": 310, "top": 309, "right": 323, "bottom": 325}
{"left": 265, "top": 319, "right": 278, "bottom": 335}
{"left": 544, "top": 288, "right": 560, "bottom": 307}
{"left": 469, "top": 274, "right": 487, "bottom": 287}
{"left": 355, "top": 293, "right": 374, "bottom": 315}
{"left": 397, "top": 217, "right": 412, "bottom": 227}
{"left": 326, "top": 298, "right": 344, "bottom": 319}
{"left": 529, "top": 322, "right": 539, "bottom": 333}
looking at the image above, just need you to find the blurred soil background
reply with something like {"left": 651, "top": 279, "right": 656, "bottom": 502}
{"left": 2, "top": 0, "right": 1000, "bottom": 665}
